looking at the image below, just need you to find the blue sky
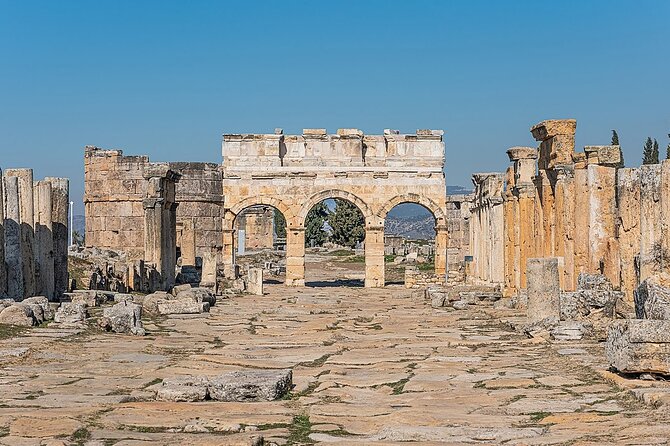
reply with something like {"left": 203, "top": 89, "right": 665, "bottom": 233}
{"left": 1, "top": 0, "right": 669, "bottom": 214}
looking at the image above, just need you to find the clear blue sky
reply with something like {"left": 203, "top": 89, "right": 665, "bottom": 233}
{"left": 1, "top": 1, "right": 669, "bottom": 214}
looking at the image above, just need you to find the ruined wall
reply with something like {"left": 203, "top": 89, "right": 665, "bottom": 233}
{"left": 446, "top": 193, "right": 473, "bottom": 283}
{"left": 237, "top": 206, "right": 275, "bottom": 251}
{"left": 469, "top": 118, "right": 670, "bottom": 303}
{"left": 222, "top": 128, "right": 448, "bottom": 287}
{"left": 84, "top": 147, "right": 223, "bottom": 262}
{"left": 468, "top": 173, "right": 504, "bottom": 287}
{"left": 1, "top": 168, "right": 69, "bottom": 301}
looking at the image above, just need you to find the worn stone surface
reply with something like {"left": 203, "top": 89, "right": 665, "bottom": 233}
{"left": 0, "top": 304, "right": 35, "bottom": 326}
{"left": 1, "top": 258, "right": 670, "bottom": 444}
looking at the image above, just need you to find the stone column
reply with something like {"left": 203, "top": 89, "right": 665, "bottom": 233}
{"left": 573, "top": 156, "right": 589, "bottom": 279}
{"left": 3, "top": 176, "right": 23, "bottom": 299}
{"left": 661, "top": 160, "right": 670, "bottom": 274}
{"left": 45, "top": 177, "right": 69, "bottom": 299}
{"left": 587, "top": 164, "right": 619, "bottom": 286}
{"left": 143, "top": 167, "right": 181, "bottom": 291}
{"left": 0, "top": 170, "right": 5, "bottom": 297}
{"left": 285, "top": 227, "right": 305, "bottom": 286}
{"left": 222, "top": 227, "right": 236, "bottom": 279}
{"left": 5, "top": 168, "right": 35, "bottom": 298}
{"left": 639, "top": 164, "right": 662, "bottom": 282}
{"left": 434, "top": 224, "right": 448, "bottom": 280}
{"left": 365, "top": 225, "right": 385, "bottom": 288}
{"left": 507, "top": 147, "right": 538, "bottom": 291}
{"left": 33, "top": 181, "right": 55, "bottom": 300}
{"left": 502, "top": 167, "right": 518, "bottom": 297}
{"left": 247, "top": 268, "right": 264, "bottom": 295}
{"left": 617, "top": 168, "right": 641, "bottom": 302}
{"left": 526, "top": 257, "right": 560, "bottom": 322}
{"left": 554, "top": 166, "right": 576, "bottom": 291}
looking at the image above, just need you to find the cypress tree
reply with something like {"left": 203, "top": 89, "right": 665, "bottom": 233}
{"left": 328, "top": 199, "right": 365, "bottom": 248}
{"left": 653, "top": 139, "right": 660, "bottom": 164}
{"left": 273, "top": 209, "right": 286, "bottom": 239}
{"left": 666, "top": 134, "right": 670, "bottom": 160}
{"left": 643, "top": 137, "right": 655, "bottom": 164}
{"left": 611, "top": 130, "right": 619, "bottom": 145}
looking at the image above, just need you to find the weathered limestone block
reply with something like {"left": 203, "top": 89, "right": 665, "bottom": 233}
{"left": 97, "top": 301, "right": 145, "bottom": 336}
{"left": 171, "top": 283, "right": 192, "bottom": 296}
{"left": 155, "top": 376, "right": 209, "bottom": 402}
{"left": 550, "top": 321, "right": 588, "bottom": 341}
{"left": 587, "top": 164, "right": 619, "bottom": 287}
{"left": 200, "top": 251, "right": 217, "bottom": 288}
{"left": 0, "top": 304, "right": 35, "bottom": 326}
{"left": 54, "top": 303, "right": 88, "bottom": 324}
{"left": 584, "top": 145, "right": 623, "bottom": 168}
{"left": 176, "top": 287, "right": 216, "bottom": 306}
{"left": 606, "top": 319, "right": 670, "bottom": 375}
{"left": 140, "top": 291, "right": 171, "bottom": 315}
{"left": 70, "top": 290, "right": 107, "bottom": 307}
{"left": 531, "top": 119, "right": 576, "bottom": 170}
{"left": 156, "top": 298, "right": 209, "bottom": 315}
{"left": 246, "top": 268, "right": 264, "bottom": 296}
{"left": 3, "top": 176, "right": 23, "bottom": 299}
{"left": 208, "top": 369, "right": 293, "bottom": 402}
{"left": 427, "top": 287, "right": 447, "bottom": 308}
{"left": 635, "top": 273, "right": 670, "bottom": 320}
{"left": 526, "top": 258, "right": 560, "bottom": 322}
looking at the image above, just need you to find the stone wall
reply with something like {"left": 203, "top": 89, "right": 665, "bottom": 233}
{"left": 469, "top": 173, "right": 504, "bottom": 287}
{"left": 1, "top": 168, "right": 69, "bottom": 301}
{"left": 236, "top": 206, "right": 275, "bottom": 251}
{"left": 446, "top": 193, "right": 473, "bottom": 283}
{"left": 84, "top": 147, "right": 223, "bottom": 263}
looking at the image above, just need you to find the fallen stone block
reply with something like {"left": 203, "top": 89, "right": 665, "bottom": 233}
{"left": 155, "top": 376, "right": 209, "bottom": 402}
{"left": 426, "top": 287, "right": 447, "bottom": 308}
{"left": 23, "top": 296, "right": 55, "bottom": 322}
{"left": 98, "top": 301, "right": 145, "bottom": 336}
{"left": 606, "top": 319, "right": 670, "bottom": 375}
{"left": 0, "top": 304, "right": 36, "bottom": 326}
{"left": 141, "top": 291, "right": 172, "bottom": 315}
{"left": 247, "top": 268, "right": 264, "bottom": 296}
{"left": 526, "top": 258, "right": 560, "bottom": 323}
{"left": 54, "top": 303, "right": 87, "bottom": 324}
{"left": 175, "top": 288, "right": 216, "bottom": 306}
{"left": 113, "top": 293, "right": 135, "bottom": 303}
{"left": 0, "top": 299, "right": 15, "bottom": 311}
{"left": 452, "top": 301, "right": 468, "bottom": 311}
{"left": 69, "top": 290, "right": 108, "bottom": 307}
{"left": 208, "top": 369, "right": 293, "bottom": 402}
{"left": 578, "top": 273, "right": 613, "bottom": 291}
{"left": 634, "top": 273, "right": 670, "bottom": 320}
{"left": 157, "top": 299, "right": 209, "bottom": 315}
{"left": 171, "top": 283, "right": 192, "bottom": 296}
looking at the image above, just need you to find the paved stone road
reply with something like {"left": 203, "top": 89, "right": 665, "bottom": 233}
{"left": 1, "top": 283, "right": 670, "bottom": 445}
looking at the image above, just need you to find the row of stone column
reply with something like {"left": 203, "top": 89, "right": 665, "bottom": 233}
{"left": 0, "top": 168, "right": 69, "bottom": 301}
{"left": 222, "top": 221, "right": 449, "bottom": 288}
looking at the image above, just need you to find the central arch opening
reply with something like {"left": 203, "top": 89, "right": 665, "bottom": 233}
{"left": 303, "top": 198, "right": 366, "bottom": 287}
{"left": 383, "top": 202, "right": 438, "bottom": 285}
{"left": 233, "top": 205, "right": 287, "bottom": 285}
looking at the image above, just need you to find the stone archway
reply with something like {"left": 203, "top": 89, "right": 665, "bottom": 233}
{"left": 222, "top": 128, "right": 448, "bottom": 287}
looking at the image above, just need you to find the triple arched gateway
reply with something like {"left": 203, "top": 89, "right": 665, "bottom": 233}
{"left": 222, "top": 128, "right": 448, "bottom": 287}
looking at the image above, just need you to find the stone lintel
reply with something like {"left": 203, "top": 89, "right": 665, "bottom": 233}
{"left": 84, "top": 145, "right": 124, "bottom": 157}
{"left": 584, "top": 145, "right": 623, "bottom": 168}
{"left": 336, "top": 128, "right": 364, "bottom": 138}
{"left": 303, "top": 128, "right": 327, "bottom": 136}
{"left": 507, "top": 147, "right": 538, "bottom": 161}
{"left": 531, "top": 119, "right": 577, "bottom": 141}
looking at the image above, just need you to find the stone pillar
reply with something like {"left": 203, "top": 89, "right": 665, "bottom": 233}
{"left": 502, "top": 166, "right": 518, "bottom": 297}
{"left": 0, "top": 169, "right": 5, "bottom": 297}
{"left": 5, "top": 168, "right": 35, "bottom": 298}
{"left": 247, "top": 268, "right": 264, "bottom": 295}
{"left": 181, "top": 218, "right": 196, "bottom": 267}
{"left": 365, "top": 225, "right": 385, "bottom": 288}
{"left": 573, "top": 156, "right": 589, "bottom": 279}
{"left": 617, "top": 168, "right": 641, "bottom": 302}
{"left": 3, "top": 176, "right": 23, "bottom": 299}
{"left": 434, "top": 224, "right": 448, "bottom": 280}
{"left": 587, "top": 164, "right": 619, "bottom": 286}
{"left": 661, "top": 160, "right": 670, "bottom": 274}
{"left": 200, "top": 251, "right": 217, "bottom": 289}
{"left": 222, "top": 227, "right": 236, "bottom": 279}
{"left": 526, "top": 257, "right": 560, "bottom": 322}
{"left": 285, "top": 227, "right": 305, "bottom": 286}
{"left": 45, "top": 177, "right": 69, "bottom": 300}
{"left": 33, "top": 181, "right": 55, "bottom": 300}
{"left": 639, "top": 164, "right": 662, "bottom": 282}
{"left": 143, "top": 167, "right": 181, "bottom": 291}
{"left": 554, "top": 167, "right": 576, "bottom": 291}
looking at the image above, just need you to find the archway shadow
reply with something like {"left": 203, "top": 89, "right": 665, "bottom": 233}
{"left": 305, "top": 279, "right": 364, "bottom": 288}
